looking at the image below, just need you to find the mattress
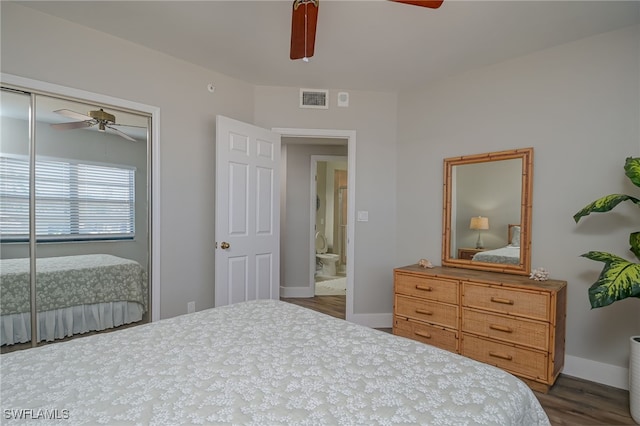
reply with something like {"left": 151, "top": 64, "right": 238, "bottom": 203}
{"left": 0, "top": 300, "right": 550, "bottom": 425}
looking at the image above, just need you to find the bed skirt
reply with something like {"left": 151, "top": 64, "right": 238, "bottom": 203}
{"left": 1, "top": 301, "right": 144, "bottom": 346}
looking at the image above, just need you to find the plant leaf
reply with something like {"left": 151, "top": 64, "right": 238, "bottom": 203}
{"left": 631, "top": 232, "right": 640, "bottom": 259}
{"left": 581, "top": 251, "right": 640, "bottom": 308}
{"left": 573, "top": 194, "right": 640, "bottom": 223}
{"left": 625, "top": 157, "right": 640, "bottom": 188}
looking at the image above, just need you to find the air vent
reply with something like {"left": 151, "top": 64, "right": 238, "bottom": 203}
{"left": 300, "top": 89, "right": 328, "bottom": 109}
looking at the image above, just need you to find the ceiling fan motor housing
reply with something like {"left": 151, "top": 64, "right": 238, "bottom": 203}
{"left": 88, "top": 108, "right": 115, "bottom": 124}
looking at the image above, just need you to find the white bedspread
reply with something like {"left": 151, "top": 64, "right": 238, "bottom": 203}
{"left": 0, "top": 300, "right": 549, "bottom": 425}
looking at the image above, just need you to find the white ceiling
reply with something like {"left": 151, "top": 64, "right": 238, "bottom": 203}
{"left": 16, "top": 0, "right": 640, "bottom": 92}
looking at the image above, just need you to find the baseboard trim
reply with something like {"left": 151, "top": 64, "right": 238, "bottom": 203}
{"left": 350, "top": 313, "right": 393, "bottom": 329}
{"left": 562, "top": 355, "right": 629, "bottom": 390}
{"left": 279, "top": 286, "right": 314, "bottom": 298}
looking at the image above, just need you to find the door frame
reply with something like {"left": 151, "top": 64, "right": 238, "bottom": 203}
{"left": 310, "top": 155, "right": 348, "bottom": 292}
{"left": 1, "top": 73, "right": 162, "bottom": 321}
{"left": 273, "top": 128, "right": 356, "bottom": 322}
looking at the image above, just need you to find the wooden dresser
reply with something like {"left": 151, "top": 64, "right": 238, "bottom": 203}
{"left": 393, "top": 264, "right": 567, "bottom": 392}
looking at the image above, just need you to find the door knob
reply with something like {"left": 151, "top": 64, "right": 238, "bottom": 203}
{"left": 220, "top": 242, "right": 230, "bottom": 249}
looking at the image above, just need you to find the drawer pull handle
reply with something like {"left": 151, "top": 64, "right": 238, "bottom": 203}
{"left": 415, "top": 309, "right": 433, "bottom": 316}
{"left": 489, "top": 324, "right": 513, "bottom": 333}
{"left": 415, "top": 285, "right": 433, "bottom": 292}
{"left": 490, "top": 297, "right": 514, "bottom": 305}
{"left": 489, "top": 351, "right": 513, "bottom": 361}
{"left": 414, "top": 331, "right": 432, "bottom": 339}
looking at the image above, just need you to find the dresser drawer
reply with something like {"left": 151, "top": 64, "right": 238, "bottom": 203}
{"left": 395, "top": 273, "right": 458, "bottom": 304}
{"left": 395, "top": 295, "right": 458, "bottom": 328}
{"left": 462, "top": 308, "right": 549, "bottom": 351}
{"left": 461, "top": 334, "right": 548, "bottom": 381}
{"left": 394, "top": 317, "right": 458, "bottom": 353}
{"left": 462, "top": 282, "right": 550, "bottom": 321}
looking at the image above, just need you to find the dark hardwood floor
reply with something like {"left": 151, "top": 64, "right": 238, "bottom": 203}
{"left": 281, "top": 295, "right": 636, "bottom": 426}
{"left": 282, "top": 295, "right": 346, "bottom": 320}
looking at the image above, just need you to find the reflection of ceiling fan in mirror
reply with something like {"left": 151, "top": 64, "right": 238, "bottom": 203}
{"left": 50, "top": 108, "right": 143, "bottom": 142}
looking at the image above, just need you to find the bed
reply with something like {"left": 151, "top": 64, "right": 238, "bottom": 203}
{"left": 472, "top": 224, "right": 521, "bottom": 265}
{"left": 0, "top": 254, "right": 147, "bottom": 346}
{"left": 0, "top": 299, "right": 550, "bottom": 425}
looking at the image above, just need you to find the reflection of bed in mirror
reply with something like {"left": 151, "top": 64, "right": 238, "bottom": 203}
{"left": 0, "top": 254, "right": 147, "bottom": 346}
{"left": 472, "top": 224, "right": 521, "bottom": 265}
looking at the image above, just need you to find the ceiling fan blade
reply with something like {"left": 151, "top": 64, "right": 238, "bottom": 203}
{"left": 50, "top": 121, "right": 95, "bottom": 130}
{"left": 290, "top": 0, "right": 319, "bottom": 60}
{"left": 54, "top": 109, "right": 94, "bottom": 121}
{"left": 106, "top": 125, "right": 136, "bottom": 142}
{"left": 109, "top": 123, "right": 147, "bottom": 129}
{"left": 389, "top": 0, "right": 444, "bottom": 9}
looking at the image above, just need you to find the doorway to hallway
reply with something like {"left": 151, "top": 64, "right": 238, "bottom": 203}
{"left": 276, "top": 128, "right": 356, "bottom": 322}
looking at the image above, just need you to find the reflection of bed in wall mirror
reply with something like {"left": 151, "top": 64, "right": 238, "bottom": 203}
{"left": 442, "top": 148, "right": 533, "bottom": 275}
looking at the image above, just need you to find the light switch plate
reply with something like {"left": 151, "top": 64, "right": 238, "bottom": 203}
{"left": 357, "top": 211, "right": 369, "bottom": 222}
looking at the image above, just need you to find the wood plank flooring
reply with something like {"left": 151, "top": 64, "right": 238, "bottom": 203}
{"left": 281, "top": 295, "right": 636, "bottom": 426}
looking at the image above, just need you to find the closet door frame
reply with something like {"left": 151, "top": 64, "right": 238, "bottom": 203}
{"left": 1, "top": 74, "right": 161, "bottom": 346}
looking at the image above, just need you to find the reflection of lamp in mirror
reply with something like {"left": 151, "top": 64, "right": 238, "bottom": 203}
{"left": 469, "top": 216, "right": 489, "bottom": 249}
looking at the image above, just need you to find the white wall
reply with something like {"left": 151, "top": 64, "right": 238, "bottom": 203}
{"left": 1, "top": 3, "right": 256, "bottom": 319}
{"left": 256, "top": 86, "right": 398, "bottom": 315}
{"left": 396, "top": 25, "right": 640, "bottom": 386}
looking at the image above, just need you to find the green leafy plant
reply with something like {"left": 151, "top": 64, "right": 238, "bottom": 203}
{"left": 573, "top": 157, "right": 640, "bottom": 308}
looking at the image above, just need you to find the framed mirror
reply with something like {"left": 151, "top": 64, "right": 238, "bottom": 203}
{"left": 442, "top": 148, "right": 533, "bottom": 275}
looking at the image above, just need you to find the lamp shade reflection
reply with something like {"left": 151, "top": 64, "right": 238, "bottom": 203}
{"left": 469, "top": 216, "right": 489, "bottom": 249}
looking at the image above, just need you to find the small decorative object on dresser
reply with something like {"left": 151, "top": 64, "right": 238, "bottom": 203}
{"left": 393, "top": 264, "right": 567, "bottom": 393}
{"left": 418, "top": 258, "right": 434, "bottom": 268}
{"left": 529, "top": 267, "right": 550, "bottom": 281}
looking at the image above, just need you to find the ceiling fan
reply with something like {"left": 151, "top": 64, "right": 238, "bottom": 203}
{"left": 50, "top": 108, "right": 142, "bottom": 142}
{"left": 290, "top": 0, "right": 444, "bottom": 61}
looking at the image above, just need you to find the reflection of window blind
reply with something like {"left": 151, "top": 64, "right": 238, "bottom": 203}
{"left": 0, "top": 155, "right": 135, "bottom": 241}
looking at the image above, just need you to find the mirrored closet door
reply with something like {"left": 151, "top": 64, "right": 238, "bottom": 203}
{"left": 1, "top": 87, "right": 151, "bottom": 352}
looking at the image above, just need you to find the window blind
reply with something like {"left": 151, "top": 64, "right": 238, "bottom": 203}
{"left": 0, "top": 155, "right": 135, "bottom": 242}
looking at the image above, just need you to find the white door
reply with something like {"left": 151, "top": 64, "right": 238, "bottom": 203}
{"left": 215, "top": 115, "right": 281, "bottom": 307}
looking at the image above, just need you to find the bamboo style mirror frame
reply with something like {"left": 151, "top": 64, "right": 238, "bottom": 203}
{"left": 442, "top": 148, "right": 533, "bottom": 275}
